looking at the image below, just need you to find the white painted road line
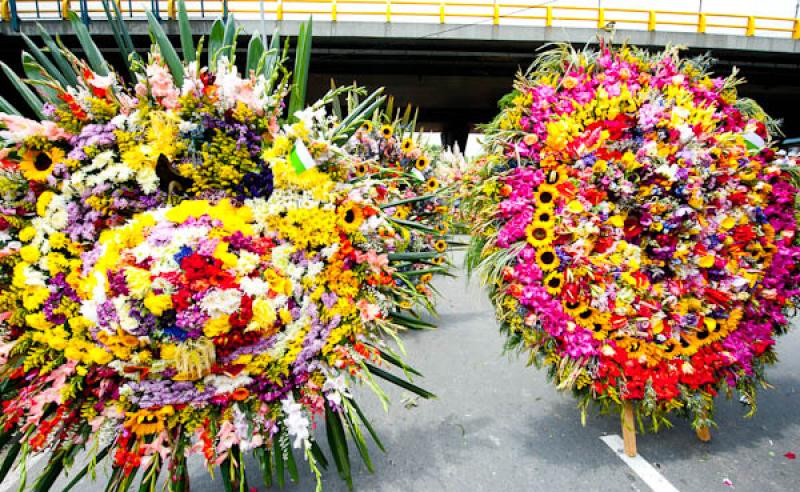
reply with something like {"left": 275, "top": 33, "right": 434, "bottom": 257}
{"left": 600, "top": 434, "right": 681, "bottom": 492}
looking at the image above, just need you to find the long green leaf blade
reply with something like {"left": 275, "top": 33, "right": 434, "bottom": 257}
{"left": 35, "top": 25, "right": 78, "bottom": 86}
{"left": 0, "top": 94, "right": 21, "bottom": 116}
{"left": 62, "top": 445, "right": 112, "bottom": 492}
{"left": 22, "top": 52, "right": 59, "bottom": 104}
{"left": 1, "top": 61, "right": 45, "bottom": 119}
{"left": 146, "top": 10, "right": 184, "bottom": 87}
{"left": 19, "top": 34, "right": 68, "bottom": 87}
{"left": 288, "top": 19, "right": 313, "bottom": 121}
{"left": 325, "top": 405, "right": 353, "bottom": 490}
{"left": 208, "top": 19, "right": 224, "bottom": 67}
{"left": 67, "top": 11, "right": 110, "bottom": 76}
{"left": 100, "top": 0, "right": 132, "bottom": 68}
{"left": 263, "top": 30, "right": 281, "bottom": 78}
{"left": 246, "top": 33, "right": 264, "bottom": 75}
{"left": 177, "top": 0, "right": 195, "bottom": 63}
{"left": 365, "top": 363, "right": 436, "bottom": 399}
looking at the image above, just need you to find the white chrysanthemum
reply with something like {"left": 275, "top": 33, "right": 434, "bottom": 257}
{"left": 204, "top": 374, "right": 253, "bottom": 395}
{"left": 136, "top": 168, "right": 159, "bottom": 195}
{"left": 235, "top": 250, "right": 260, "bottom": 276}
{"left": 239, "top": 277, "right": 270, "bottom": 297}
{"left": 200, "top": 288, "right": 242, "bottom": 318}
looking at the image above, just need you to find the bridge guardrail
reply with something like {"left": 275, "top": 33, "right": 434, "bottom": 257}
{"left": 2, "top": 0, "right": 799, "bottom": 39}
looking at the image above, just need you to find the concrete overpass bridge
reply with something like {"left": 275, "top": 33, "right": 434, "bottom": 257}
{"left": 2, "top": 2, "right": 800, "bottom": 146}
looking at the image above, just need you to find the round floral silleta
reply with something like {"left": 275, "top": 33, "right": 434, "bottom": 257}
{"left": 465, "top": 43, "right": 800, "bottom": 429}
{"left": 0, "top": 18, "right": 445, "bottom": 491}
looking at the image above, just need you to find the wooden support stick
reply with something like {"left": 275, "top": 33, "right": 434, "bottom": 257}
{"left": 696, "top": 425, "right": 711, "bottom": 442}
{"left": 696, "top": 411, "right": 711, "bottom": 442}
{"left": 622, "top": 401, "right": 637, "bottom": 457}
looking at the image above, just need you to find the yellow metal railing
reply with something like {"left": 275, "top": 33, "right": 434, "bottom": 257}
{"left": 4, "top": 1, "right": 800, "bottom": 40}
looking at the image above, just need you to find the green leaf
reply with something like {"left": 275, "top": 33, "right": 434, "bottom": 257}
{"left": 0, "top": 439, "right": 22, "bottom": 484}
{"left": 63, "top": 445, "right": 112, "bottom": 492}
{"left": 309, "top": 441, "right": 330, "bottom": 470}
{"left": 35, "top": 26, "right": 78, "bottom": 87}
{"left": 19, "top": 33, "right": 69, "bottom": 88}
{"left": 263, "top": 30, "right": 281, "bottom": 78}
{"left": 246, "top": 33, "right": 264, "bottom": 75}
{"left": 101, "top": 0, "right": 132, "bottom": 71}
{"left": 22, "top": 52, "right": 59, "bottom": 103}
{"left": 280, "top": 429, "right": 299, "bottom": 483}
{"left": 146, "top": 10, "right": 184, "bottom": 87}
{"left": 219, "top": 456, "right": 234, "bottom": 492}
{"left": 273, "top": 436, "right": 285, "bottom": 488}
{"left": 347, "top": 399, "right": 386, "bottom": 452}
{"left": 254, "top": 447, "right": 272, "bottom": 488}
{"left": 0, "top": 94, "right": 21, "bottom": 115}
{"left": 365, "top": 363, "right": 436, "bottom": 399}
{"left": 376, "top": 348, "right": 423, "bottom": 376}
{"left": 1, "top": 61, "right": 45, "bottom": 119}
{"left": 330, "top": 79, "right": 343, "bottom": 119}
{"left": 288, "top": 19, "right": 313, "bottom": 121}
{"left": 387, "top": 251, "right": 439, "bottom": 261}
{"left": 208, "top": 19, "right": 224, "bottom": 67}
{"left": 222, "top": 14, "right": 237, "bottom": 62}
{"left": 343, "top": 409, "right": 374, "bottom": 473}
{"left": 325, "top": 405, "right": 353, "bottom": 490}
{"left": 177, "top": 0, "right": 195, "bottom": 63}
{"left": 67, "top": 11, "right": 110, "bottom": 76}
{"left": 333, "top": 88, "right": 386, "bottom": 140}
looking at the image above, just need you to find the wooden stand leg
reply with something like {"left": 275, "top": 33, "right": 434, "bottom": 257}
{"left": 696, "top": 411, "right": 711, "bottom": 442}
{"left": 622, "top": 401, "right": 637, "bottom": 457}
{"left": 696, "top": 425, "right": 711, "bottom": 442}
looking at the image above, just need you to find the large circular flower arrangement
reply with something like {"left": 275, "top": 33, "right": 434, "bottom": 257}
{"left": 0, "top": 14, "right": 447, "bottom": 491}
{"left": 464, "top": 43, "right": 800, "bottom": 429}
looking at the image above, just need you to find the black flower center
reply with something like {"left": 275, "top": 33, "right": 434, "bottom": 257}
{"left": 540, "top": 251, "right": 555, "bottom": 264}
{"left": 35, "top": 152, "right": 53, "bottom": 171}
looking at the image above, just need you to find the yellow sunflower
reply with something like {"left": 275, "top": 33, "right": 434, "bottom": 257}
{"left": 124, "top": 406, "right": 175, "bottom": 436}
{"left": 534, "top": 184, "right": 559, "bottom": 209}
{"left": 401, "top": 138, "right": 415, "bottom": 153}
{"left": 380, "top": 124, "right": 394, "bottom": 139}
{"left": 660, "top": 338, "right": 681, "bottom": 359}
{"left": 544, "top": 168, "right": 568, "bottom": 185}
{"left": 535, "top": 246, "right": 560, "bottom": 271}
{"left": 573, "top": 307, "right": 596, "bottom": 328}
{"left": 420, "top": 273, "right": 433, "bottom": 283}
{"left": 526, "top": 222, "right": 554, "bottom": 248}
{"left": 543, "top": 271, "right": 564, "bottom": 295}
{"left": 415, "top": 156, "right": 430, "bottom": 171}
{"left": 424, "top": 177, "right": 440, "bottom": 192}
{"left": 337, "top": 202, "right": 364, "bottom": 233}
{"left": 354, "top": 161, "right": 369, "bottom": 177}
{"left": 433, "top": 239, "right": 448, "bottom": 253}
{"left": 435, "top": 222, "right": 449, "bottom": 235}
{"left": 361, "top": 120, "right": 373, "bottom": 132}
{"left": 563, "top": 300, "right": 585, "bottom": 316}
{"left": 19, "top": 147, "right": 65, "bottom": 182}
{"left": 533, "top": 208, "right": 556, "bottom": 226}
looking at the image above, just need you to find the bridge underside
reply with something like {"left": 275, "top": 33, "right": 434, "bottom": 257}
{"left": 2, "top": 20, "right": 800, "bottom": 146}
